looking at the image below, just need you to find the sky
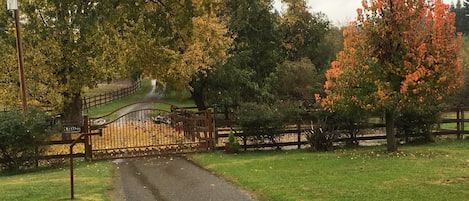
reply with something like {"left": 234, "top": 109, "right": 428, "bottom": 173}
{"left": 274, "top": 0, "right": 456, "bottom": 26}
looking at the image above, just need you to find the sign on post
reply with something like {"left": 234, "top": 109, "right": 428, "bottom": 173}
{"left": 7, "top": 0, "right": 18, "bottom": 10}
{"left": 63, "top": 126, "right": 82, "bottom": 134}
{"left": 62, "top": 121, "right": 83, "bottom": 141}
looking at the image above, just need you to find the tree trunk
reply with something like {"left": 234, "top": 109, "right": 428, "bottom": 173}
{"left": 62, "top": 93, "right": 83, "bottom": 122}
{"left": 189, "top": 74, "right": 207, "bottom": 111}
{"left": 61, "top": 93, "right": 83, "bottom": 140}
{"left": 385, "top": 110, "right": 397, "bottom": 152}
{"left": 191, "top": 90, "right": 206, "bottom": 111}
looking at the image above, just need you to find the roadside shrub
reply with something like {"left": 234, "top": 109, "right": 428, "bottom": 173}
{"left": 237, "top": 102, "right": 290, "bottom": 149}
{"left": 224, "top": 130, "right": 240, "bottom": 153}
{"left": 0, "top": 107, "right": 53, "bottom": 171}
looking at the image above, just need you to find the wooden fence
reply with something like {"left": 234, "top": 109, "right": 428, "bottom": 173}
{"left": 29, "top": 106, "right": 469, "bottom": 161}
{"left": 214, "top": 106, "right": 469, "bottom": 150}
{"left": 82, "top": 80, "right": 141, "bottom": 111}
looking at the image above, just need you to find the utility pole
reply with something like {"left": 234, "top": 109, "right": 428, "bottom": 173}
{"left": 7, "top": 0, "right": 27, "bottom": 115}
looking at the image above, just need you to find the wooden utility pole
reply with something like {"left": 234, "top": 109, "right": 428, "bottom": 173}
{"left": 8, "top": 0, "right": 28, "bottom": 115}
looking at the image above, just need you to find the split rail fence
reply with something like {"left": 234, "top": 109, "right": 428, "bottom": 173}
{"left": 82, "top": 80, "right": 141, "bottom": 111}
{"left": 214, "top": 106, "right": 469, "bottom": 150}
{"left": 38, "top": 106, "right": 469, "bottom": 161}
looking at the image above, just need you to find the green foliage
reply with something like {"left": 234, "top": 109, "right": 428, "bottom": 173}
{"left": 450, "top": 0, "right": 469, "bottom": 35}
{"left": 237, "top": 102, "right": 301, "bottom": 147}
{"left": 396, "top": 107, "right": 440, "bottom": 143}
{"left": 225, "top": 131, "right": 240, "bottom": 153}
{"left": 280, "top": 0, "right": 333, "bottom": 71}
{"left": 0, "top": 107, "right": 54, "bottom": 171}
{"left": 268, "top": 58, "right": 323, "bottom": 106}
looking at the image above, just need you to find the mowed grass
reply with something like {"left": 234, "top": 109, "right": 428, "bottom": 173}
{"left": 190, "top": 141, "right": 469, "bottom": 201}
{"left": 0, "top": 160, "right": 113, "bottom": 201}
{"left": 85, "top": 79, "right": 196, "bottom": 117}
{"left": 84, "top": 79, "right": 152, "bottom": 117}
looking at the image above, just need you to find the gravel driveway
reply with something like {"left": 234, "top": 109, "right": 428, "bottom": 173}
{"left": 110, "top": 156, "right": 256, "bottom": 201}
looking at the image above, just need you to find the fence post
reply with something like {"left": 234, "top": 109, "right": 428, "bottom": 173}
{"left": 457, "top": 105, "right": 462, "bottom": 140}
{"left": 83, "top": 115, "right": 92, "bottom": 160}
{"left": 462, "top": 105, "right": 465, "bottom": 140}
{"left": 297, "top": 121, "right": 301, "bottom": 149}
{"left": 209, "top": 109, "right": 216, "bottom": 150}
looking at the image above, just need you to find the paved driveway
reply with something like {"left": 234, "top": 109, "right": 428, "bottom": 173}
{"left": 110, "top": 156, "right": 256, "bottom": 201}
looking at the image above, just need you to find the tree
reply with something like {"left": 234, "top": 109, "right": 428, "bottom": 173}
{"left": 0, "top": 0, "right": 231, "bottom": 120}
{"left": 267, "top": 58, "right": 323, "bottom": 106}
{"left": 322, "top": 0, "right": 462, "bottom": 152}
{"left": 190, "top": 0, "right": 288, "bottom": 110}
{"left": 280, "top": 0, "right": 332, "bottom": 71}
{"left": 451, "top": 0, "right": 469, "bottom": 35}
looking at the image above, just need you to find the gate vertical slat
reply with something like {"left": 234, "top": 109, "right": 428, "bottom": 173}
{"left": 88, "top": 105, "right": 215, "bottom": 159}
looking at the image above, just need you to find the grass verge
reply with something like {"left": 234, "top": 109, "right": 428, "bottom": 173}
{"left": 190, "top": 141, "right": 469, "bottom": 201}
{"left": 0, "top": 159, "right": 112, "bottom": 201}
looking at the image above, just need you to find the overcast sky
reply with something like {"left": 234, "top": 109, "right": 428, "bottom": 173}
{"left": 274, "top": 0, "right": 455, "bottom": 26}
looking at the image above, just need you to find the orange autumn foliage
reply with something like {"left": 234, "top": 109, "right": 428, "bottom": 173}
{"left": 323, "top": 0, "right": 462, "bottom": 112}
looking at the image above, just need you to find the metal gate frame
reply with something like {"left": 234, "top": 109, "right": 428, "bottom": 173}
{"left": 84, "top": 101, "right": 214, "bottom": 160}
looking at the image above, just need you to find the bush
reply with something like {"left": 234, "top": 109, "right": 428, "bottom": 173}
{"left": 0, "top": 107, "right": 54, "bottom": 171}
{"left": 224, "top": 131, "right": 240, "bottom": 153}
{"left": 237, "top": 103, "right": 291, "bottom": 149}
{"left": 396, "top": 107, "right": 439, "bottom": 143}
{"left": 304, "top": 111, "right": 344, "bottom": 151}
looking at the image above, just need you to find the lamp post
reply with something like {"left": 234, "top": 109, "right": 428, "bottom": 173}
{"left": 7, "top": 0, "right": 27, "bottom": 115}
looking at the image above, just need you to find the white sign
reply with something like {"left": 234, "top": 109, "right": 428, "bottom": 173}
{"left": 63, "top": 126, "right": 82, "bottom": 134}
{"left": 7, "top": 0, "right": 18, "bottom": 10}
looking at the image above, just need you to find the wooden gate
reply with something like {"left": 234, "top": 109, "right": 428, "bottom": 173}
{"left": 86, "top": 102, "right": 213, "bottom": 160}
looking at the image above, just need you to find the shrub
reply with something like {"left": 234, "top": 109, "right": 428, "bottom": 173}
{"left": 396, "top": 107, "right": 439, "bottom": 143}
{"left": 304, "top": 111, "right": 342, "bottom": 151}
{"left": 236, "top": 103, "right": 287, "bottom": 149}
{"left": 303, "top": 108, "right": 368, "bottom": 151}
{"left": 0, "top": 107, "right": 54, "bottom": 171}
{"left": 224, "top": 130, "right": 240, "bottom": 153}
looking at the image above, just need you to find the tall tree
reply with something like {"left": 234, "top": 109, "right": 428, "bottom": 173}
{"left": 190, "top": 0, "right": 283, "bottom": 110}
{"left": 0, "top": 0, "right": 110, "bottom": 123}
{"left": 322, "top": 0, "right": 462, "bottom": 152}
{"left": 0, "top": 0, "right": 231, "bottom": 118}
{"left": 280, "top": 0, "right": 332, "bottom": 71}
{"left": 451, "top": 0, "right": 469, "bottom": 35}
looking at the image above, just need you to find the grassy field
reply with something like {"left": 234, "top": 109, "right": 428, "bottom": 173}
{"left": 84, "top": 79, "right": 152, "bottom": 117}
{"left": 190, "top": 141, "right": 469, "bottom": 201}
{"left": 85, "top": 79, "right": 196, "bottom": 117}
{"left": 0, "top": 160, "right": 112, "bottom": 201}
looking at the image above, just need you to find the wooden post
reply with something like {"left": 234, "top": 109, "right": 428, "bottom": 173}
{"left": 457, "top": 106, "right": 462, "bottom": 140}
{"left": 206, "top": 109, "right": 215, "bottom": 151}
{"left": 83, "top": 116, "right": 92, "bottom": 160}
{"left": 297, "top": 121, "right": 301, "bottom": 149}
{"left": 461, "top": 106, "right": 465, "bottom": 140}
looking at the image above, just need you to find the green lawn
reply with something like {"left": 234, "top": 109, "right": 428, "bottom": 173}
{"left": 0, "top": 159, "right": 112, "bottom": 201}
{"left": 85, "top": 79, "right": 196, "bottom": 117}
{"left": 190, "top": 141, "right": 469, "bottom": 201}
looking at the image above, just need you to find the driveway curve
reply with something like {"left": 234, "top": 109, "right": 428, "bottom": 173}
{"left": 108, "top": 80, "right": 255, "bottom": 201}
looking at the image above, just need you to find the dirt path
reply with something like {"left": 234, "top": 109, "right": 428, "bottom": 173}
{"left": 108, "top": 81, "right": 256, "bottom": 201}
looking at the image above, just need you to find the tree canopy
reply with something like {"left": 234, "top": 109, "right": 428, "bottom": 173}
{"left": 322, "top": 0, "right": 463, "bottom": 152}
{"left": 0, "top": 0, "right": 232, "bottom": 121}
